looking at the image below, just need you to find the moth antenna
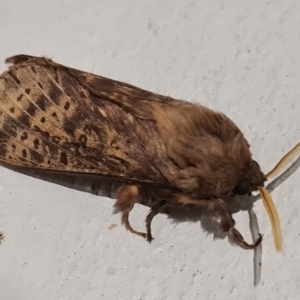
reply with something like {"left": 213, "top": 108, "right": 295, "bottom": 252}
{"left": 259, "top": 187, "right": 282, "bottom": 251}
{"left": 266, "top": 142, "right": 300, "bottom": 179}
{"left": 261, "top": 142, "right": 300, "bottom": 251}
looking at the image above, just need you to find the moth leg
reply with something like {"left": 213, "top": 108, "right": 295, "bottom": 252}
{"left": 114, "top": 185, "right": 146, "bottom": 239}
{"left": 146, "top": 200, "right": 166, "bottom": 243}
{"left": 230, "top": 227, "right": 262, "bottom": 249}
{"left": 177, "top": 196, "right": 262, "bottom": 249}
{"left": 214, "top": 200, "right": 263, "bottom": 249}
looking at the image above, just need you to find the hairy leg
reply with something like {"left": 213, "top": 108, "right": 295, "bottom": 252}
{"left": 211, "top": 199, "right": 262, "bottom": 249}
{"left": 177, "top": 196, "right": 262, "bottom": 249}
{"left": 145, "top": 200, "right": 166, "bottom": 243}
{"left": 114, "top": 185, "right": 146, "bottom": 238}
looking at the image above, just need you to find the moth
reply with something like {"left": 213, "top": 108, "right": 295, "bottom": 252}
{"left": 0, "top": 54, "right": 287, "bottom": 250}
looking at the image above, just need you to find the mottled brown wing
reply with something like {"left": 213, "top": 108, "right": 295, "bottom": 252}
{"left": 0, "top": 54, "right": 176, "bottom": 188}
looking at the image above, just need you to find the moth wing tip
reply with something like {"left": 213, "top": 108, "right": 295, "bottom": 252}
{"left": 4, "top": 54, "right": 35, "bottom": 66}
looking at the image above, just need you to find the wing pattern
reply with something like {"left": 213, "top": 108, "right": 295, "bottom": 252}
{"left": 0, "top": 55, "right": 175, "bottom": 186}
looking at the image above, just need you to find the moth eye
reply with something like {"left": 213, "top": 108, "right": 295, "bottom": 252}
{"left": 233, "top": 180, "right": 252, "bottom": 195}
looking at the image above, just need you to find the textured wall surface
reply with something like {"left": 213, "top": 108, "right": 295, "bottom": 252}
{"left": 0, "top": 1, "right": 299, "bottom": 299}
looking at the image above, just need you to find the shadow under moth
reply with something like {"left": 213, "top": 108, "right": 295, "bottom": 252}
{"left": 0, "top": 54, "right": 298, "bottom": 250}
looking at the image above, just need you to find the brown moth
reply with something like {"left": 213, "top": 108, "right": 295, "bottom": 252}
{"left": 0, "top": 54, "right": 283, "bottom": 249}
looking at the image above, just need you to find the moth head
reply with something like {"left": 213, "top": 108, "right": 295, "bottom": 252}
{"left": 233, "top": 160, "right": 267, "bottom": 195}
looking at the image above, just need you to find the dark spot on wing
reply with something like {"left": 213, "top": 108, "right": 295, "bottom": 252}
{"left": 30, "top": 150, "right": 44, "bottom": 164}
{"left": 60, "top": 152, "right": 68, "bottom": 165}
{"left": 33, "top": 138, "right": 39, "bottom": 149}
{"left": 32, "top": 125, "right": 50, "bottom": 139}
{"left": 18, "top": 113, "right": 31, "bottom": 127}
{"left": 20, "top": 132, "right": 28, "bottom": 140}
{"left": 17, "top": 94, "right": 23, "bottom": 102}
{"left": 36, "top": 95, "right": 48, "bottom": 111}
{"left": 51, "top": 112, "right": 58, "bottom": 122}
{"left": 3, "top": 118, "right": 18, "bottom": 138}
{"left": 32, "top": 125, "right": 40, "bottom": 132}
{"left": 22, "top": 149, "right": 27, "bottom": 158}
{"left": 27, "top": 102, "right": 37, "bottom": 116}
{"left": 49, "top": 82, "right": 63, "bottom": 105}
{"left": 60, "top": 73, "right": 77, "bottom": 100}
{"left": 0, "top": 132, "right": 8, "bottom": 156}
{"left": 64, "top": 101, "right": 70, "bottom": 110}
{"left": 63, "top": 119, "right": 75, "bottom": 136}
